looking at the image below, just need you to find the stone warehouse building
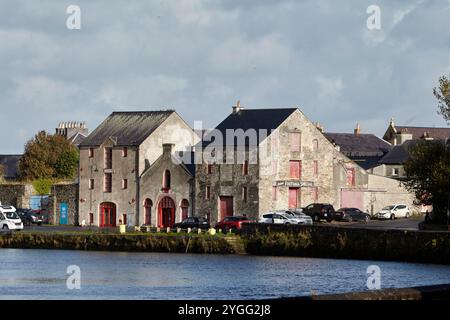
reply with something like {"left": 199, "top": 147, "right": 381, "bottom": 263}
{"left": 78, "top": 111, "right": 199, "bottom": 227}
{"left": 195, "top": 105, "right": 415, "bottom": 224}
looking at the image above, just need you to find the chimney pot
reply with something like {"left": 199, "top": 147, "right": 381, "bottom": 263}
{"left": 354, "top": 123, "right": 361, "bottom": 135}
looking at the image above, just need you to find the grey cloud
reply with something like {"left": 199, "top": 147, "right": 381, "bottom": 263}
{"left": 0, "top": 0, "right": 449, "bottom": 154}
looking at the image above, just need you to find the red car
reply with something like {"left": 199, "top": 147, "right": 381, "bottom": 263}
{"left": 215, "top": 216, "right": 254, "bottom": 232}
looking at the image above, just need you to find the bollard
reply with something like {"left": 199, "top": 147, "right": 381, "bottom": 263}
{"left": 119, "top": 224, "right": 126, "bottom": 234}
{"left": 166, "top": 227, "right": 171, "bottom": 233}
{"left": 177, "top": 228, "right": 182, "bottom": 233}
{"left": 187, "top": 228, "right": 191, "bottom": 233}
{"left": 208, "top": 228, "right": 216, "bottom": 236}
{"left": 197, "top": 228, "right": 202, "bottom": 234}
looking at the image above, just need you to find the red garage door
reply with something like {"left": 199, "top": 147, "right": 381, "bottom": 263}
{"left": 340, "top": 190, "right": 364, "bottom": 210}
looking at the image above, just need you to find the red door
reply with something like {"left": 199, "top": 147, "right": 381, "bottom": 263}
{"left": 288, "top": 188, "right": 299, "bottom": 209}
{"left": 100, "top": 202, "right": 116, "bottom": 227}
{"left": 158, "top": 197, "right": 175, "bottom": 228}
{"left": 219, "top": 196, "right": 233, "bottom": 221}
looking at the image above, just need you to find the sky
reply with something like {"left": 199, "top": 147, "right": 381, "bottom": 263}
{"left": 1, "top": 0, "right": 450, "bottom": 154}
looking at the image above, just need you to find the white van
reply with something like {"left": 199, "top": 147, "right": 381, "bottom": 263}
{"left": 0, "top": 205, "right": 24, "bottom": 231}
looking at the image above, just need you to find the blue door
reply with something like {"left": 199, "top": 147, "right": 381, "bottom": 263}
{"left": 59, "top": 203, "right": 68, "bottom": 225}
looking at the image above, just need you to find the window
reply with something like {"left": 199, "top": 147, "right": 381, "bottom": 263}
{"left": 89, "top": 179, "right": 94, "bottom": 190}
{"left": 311, "top": 187, "right": 318, "bottom": 202}
{"left": 122, "top": 179, "right": 128, "bottom": 190}
{"left": 242, "top": 187, "right": 248, "bottom": 203}
{"left": 289, "top": 160, "right": 301, "bottom": 179}
{"left": 272, "top": 160, "right": 278, "bottom": 175}
{"left": 313, "top": 160, "right": 319, "bottom": 176}
{"left": 346, "top": 168, "right": 355, "bottom": 186}
{"left": 104, "top": 147, "right": 112, "bottom": 169}
{"left": 122, "top": 214, "right": 127, "bottom": 225}
{"left": 181, "top": 199, "right": 189, "bottom": 221}
{"left": 206, "top": 164, "right": 212, "bottom": 174}
{"left": 144, "top": 199, "right": 152, "bottom": 225}
{"left": 89, "top": 213, "right": 94, "bottom": 224}
{"left": 205, "top": 186, "right": 211, "bottom": 200}
{"left": 104, "top": 173, "right": 112, "bottom": 193}
{"left": 272, "top": 186, "right": 277, "bottom": 201}
{"left": 313, "top": 139, "right": 319, "bottom": 152}
{"left": 122, "top": 147, "right": 128, "bottom": 157}
{"left": 163, "top": 170, "right": 171, "bottom": 190}
{"left": 243, "top": 160, "right": 249, "bottom": 175}
{"left": 89, "top": 148, "right": 94, "bottom": 158}
{"left": 290, "top": 132, "right": 301, "bottom": 152}
{"left": 392, "top": 168, "right": 399, "bottom": 176}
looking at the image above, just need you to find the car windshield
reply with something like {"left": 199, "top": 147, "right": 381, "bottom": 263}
{"left": 382, "top": 206, "right": 395, "bottom": 210}
{"left": 5, "top": 212, "right": 19, "bottom": 219}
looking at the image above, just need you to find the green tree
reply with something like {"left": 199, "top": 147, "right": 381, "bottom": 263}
{"left": 403, "top": 140, "right": 450, "bottom": 224}
{"left": 19, "top": 131, "right": 79, "bottom": 181}
{"left": 0, "top": 164, "right": 5, "bottom": 183}
{"left": 32, "top": 179, "right": 53, "bottom": 196}
{"left": 433, "top": 75, "right": 450, "bottom": 122}
{"left": 55, "top": 149, "right": 79, "bottom": 179}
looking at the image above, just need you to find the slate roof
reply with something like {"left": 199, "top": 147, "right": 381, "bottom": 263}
{"left": 68, "top": 132, "right": 87, "bottom": 146}
{"left": 324, "top": 133, "right": 392, "bottom": 170}
{"left": 394, "top": 126, "right": 450, "bottom": 140}
{"left": 378, "top": 139, "right": 419, "bottom": 165}
{"left": 324, "top": 133, "right": 391, "bottom": 157}
{"left": 0, "top": 155, "right": 22, "bottom": 179}
{"left": 79, "top": 111, "right": 175, "bottom": 147}
{"left": 203, "top": 108, "right": 298, "bottom": 147}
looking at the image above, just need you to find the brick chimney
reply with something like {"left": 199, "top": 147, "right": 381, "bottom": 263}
{"left": 354, "top": 123, "right": 361, "bottom": 135}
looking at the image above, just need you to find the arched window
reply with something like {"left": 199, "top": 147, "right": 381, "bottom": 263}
{"left": 181, "top": 199, "right": 189, "bottom": 221}
{"left": 163, "top": 170, "right": 171, "bottom": 190}
{"left": 144, "top": 199, "right": 153, "bottom": 225}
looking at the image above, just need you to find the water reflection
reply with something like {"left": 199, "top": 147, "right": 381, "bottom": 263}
{"left": 1, "top": 249, "right": 450, "bottom": 300}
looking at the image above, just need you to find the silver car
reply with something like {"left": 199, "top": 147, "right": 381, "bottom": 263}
{"left": 259, "top": 212, "right": 301, "bottom": 225}
{"left": 279, "top": 210, "right": 313, "bottom": 225}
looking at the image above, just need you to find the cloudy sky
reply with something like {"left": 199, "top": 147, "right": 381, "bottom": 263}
{"left": 1, "top": 0, "right": 450, "bottom": 154}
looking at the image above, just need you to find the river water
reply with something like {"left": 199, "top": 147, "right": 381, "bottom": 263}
{"left": 1, "top": 249, "right": 450, "bottom": 300}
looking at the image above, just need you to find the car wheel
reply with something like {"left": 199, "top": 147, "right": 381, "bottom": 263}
{"left": 405, "top": 212, "right": 410, "bottom": 219}
{"left": 390, "top": 214, "right": 395, "bottom": 220}
{"left": 2, "top": 224, "right": 9, "bottom": 230}
{"left": 222, "top": 226, "right": 228, "bottom": 233}
{"left": 313, "top": 215, "right": 320, "bottom": 222}
{"left": 364, "top": 216, "right": 370, "bottom": 223}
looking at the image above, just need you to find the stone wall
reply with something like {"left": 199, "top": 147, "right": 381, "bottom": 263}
{"left": 0, "top": 182, "right": 78, "bottom": 225}
{"left": 49, "top": 183, "right": 79, "bottom": 225}
{"left": 0, "top": 183, "right": 34, "bottom": 208}
{"left": 241, "top": 223, "right": 450, "bottom": 265}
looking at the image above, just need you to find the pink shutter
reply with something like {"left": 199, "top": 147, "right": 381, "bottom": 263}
{"left": 290, "top": 133, "right": 301, "bottom": 152}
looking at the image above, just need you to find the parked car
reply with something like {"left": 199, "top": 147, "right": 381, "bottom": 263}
{"left": 258, "top": 212, "right": 304, "bottom": 225}
{"left": 302, "top": 203, "right": 335, "bottom": 222}
{"left": 0, "top": 205, "right": 23, "bottom": 231}
{"left": 215, "top": 216, "right": 255, "bottom": 232}
{"left": 16, "top": 208, "right": 43, "bottom": 226}
{"left": 278, "top": 210, "right": 313, "bottom": 225}
{"left": 334, "top": 208, "right": 370, "bottom": 222}
{"left": 377, "top": 205, "right": 410, "bottom": 220}
{"left": 173, "top": 217, "right": 210, "bottom": 229}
